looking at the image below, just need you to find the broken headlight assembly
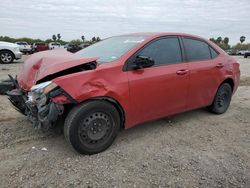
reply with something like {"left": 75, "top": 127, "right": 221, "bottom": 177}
{"left": 27, "top": 81, "right": 58, "bottom": 105}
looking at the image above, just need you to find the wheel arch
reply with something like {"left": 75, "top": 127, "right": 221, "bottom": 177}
{"left": 0, "top": 49, "right": 15, "bottom": 59}
{"left": 208, "top": 77, "right": 235, "bottom": 107}
{"left": 78, "top": 96, "right": 126, "bottom": 129}
{"left": 221, "top": 77, "right": 234, "bottom": 91}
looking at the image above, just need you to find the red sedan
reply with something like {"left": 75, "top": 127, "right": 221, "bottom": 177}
{"left": 7, "top": 33, "right": 240, "bottom": 154}
{"left": 32, "top": 42, "right": 49, "bottom": 53}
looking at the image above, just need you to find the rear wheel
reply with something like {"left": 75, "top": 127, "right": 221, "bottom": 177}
{"left": 64, "top": 100, "right": 120, "bottom": 155}
{"left": 0, "top": 50, "right": 14, "bottom": 64}
{"left": 207, "top": 83, "right": 232, "bottom": 114}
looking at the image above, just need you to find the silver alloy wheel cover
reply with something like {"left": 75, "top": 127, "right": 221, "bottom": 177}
{"left": 1, "top": 52, "right": 12, "bottom": 63}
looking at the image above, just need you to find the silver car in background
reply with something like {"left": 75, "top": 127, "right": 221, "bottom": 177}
{"left": 15, "top": 42, "right": 32, "bottom": 54}
{"left": 0, "top": 41, "right": 22, "bottom": 63}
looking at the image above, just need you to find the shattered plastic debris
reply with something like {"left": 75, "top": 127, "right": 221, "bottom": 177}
{"left": 31, "top": 146, "right": 36, "bottom": 149}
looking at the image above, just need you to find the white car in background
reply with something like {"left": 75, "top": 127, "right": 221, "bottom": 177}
{"left": 48, "top": 42, "right": 61, "bottom": 50}
{"left": 0, "top": 41, "right": 22, "bottom": 64}
{"left": 15, "top": 42, "right": 32, "bottom": 54}
{"left": 236, "top": 50, "right": 247, "bottom": 55}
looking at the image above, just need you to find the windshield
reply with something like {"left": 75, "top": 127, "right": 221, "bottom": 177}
{"left": 76, "top": 35, "right": 147, "bottom": 63}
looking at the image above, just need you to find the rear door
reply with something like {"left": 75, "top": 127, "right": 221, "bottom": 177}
{"left": 182, "top": 37, "right": 222, "bottom": 110}
{"left": 126, "top": 37, "right": 189, "bottom": 126}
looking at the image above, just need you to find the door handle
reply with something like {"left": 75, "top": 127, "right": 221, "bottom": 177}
{"left": 176, "top": 69, "right": 189, "bottom": 75}
{"left": 216, "top": 63, "right": 224, "bottom": 68}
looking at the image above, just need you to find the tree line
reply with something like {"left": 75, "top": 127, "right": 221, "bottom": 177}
{"left": 209, "top": 36, "right": 249, "bottom": 50}
{"left": 0, "top": 33, "right": 101, "bottom": 46}
{"left": 0, "top": 34, "right": 249, "bottom": 50}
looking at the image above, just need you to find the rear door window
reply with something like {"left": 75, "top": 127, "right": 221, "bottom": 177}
{"left": 183, "top": 38, "right": 211, "bottom": 61}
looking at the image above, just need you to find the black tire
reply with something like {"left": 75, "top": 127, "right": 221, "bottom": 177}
{"left": 0, "top": 50, "right": 14, "bottom": 64}
{"left": 207, "top": 83, "right": 232, "bottom": 114}
{"left": 64, "top": 100, "right": 120, "bottom": 155}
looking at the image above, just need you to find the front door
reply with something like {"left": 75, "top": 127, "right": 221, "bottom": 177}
{"left": 126, "top": 37, "right": 189, "bottom": 127}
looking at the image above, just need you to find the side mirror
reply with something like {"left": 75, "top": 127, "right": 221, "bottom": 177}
{"left": 133, "top": 55, "right": 155, "bottom": 70}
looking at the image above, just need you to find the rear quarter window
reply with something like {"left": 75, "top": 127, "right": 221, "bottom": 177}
{"left": 209, "top": 47, "right": 219, "bottom": 58}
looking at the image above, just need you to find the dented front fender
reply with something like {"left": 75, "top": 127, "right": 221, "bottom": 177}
{"left": 52, "top": 63, "right": 131, "bottom": 126}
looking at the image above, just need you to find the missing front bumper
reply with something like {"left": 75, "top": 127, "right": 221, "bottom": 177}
{"left": 6, "top": 75, "right": 64, "bottom": 129}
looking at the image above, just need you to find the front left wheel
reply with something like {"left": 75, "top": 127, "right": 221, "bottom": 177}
{"left": 64, "top": 100, "right": 120, "bottom": 155}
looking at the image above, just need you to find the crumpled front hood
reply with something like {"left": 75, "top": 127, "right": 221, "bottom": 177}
{"left": 17, "top": 49, "right": 98, "bottom": 91}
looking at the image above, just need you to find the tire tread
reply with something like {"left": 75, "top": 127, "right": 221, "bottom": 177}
{"left": 64, "top": 100, "right": 120, "bottom": 154}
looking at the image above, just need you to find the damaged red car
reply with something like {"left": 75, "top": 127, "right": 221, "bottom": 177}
{"left": 7, "top": 33, "right": 240, "bottom": 154}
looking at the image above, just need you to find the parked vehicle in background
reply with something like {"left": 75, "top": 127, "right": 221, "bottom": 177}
{"left": 32, "top": 43, "right": 49, "bottom": 53}
{"left": 0, "top": 41, "right": 22, "bottom": 63}
{"left": 236, "top": 50, "right": 247, "bottom": 55}
{"left": 15, "top": 42, "right": 32, "bottom": 54}
{"left": 49, "top": 42, "right": 61, "bottom": 50}
{"left": 6, "top": 33, "right": 240, "bottom": 154}
{"left": 64, "top": 44, "right": 82, "bottom": 53}
{"left": 79, "top": 43, "right": 91, "bottom": 49}
{"left": 225, "top": 49, "right": 233, "bottom": 55}
{"left": 244, "top": 50, "right": 250, "bottom": 58}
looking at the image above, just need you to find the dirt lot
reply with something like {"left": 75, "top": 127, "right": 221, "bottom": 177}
{"left": 0, "top": 56, "right": 250, "bottom": 188}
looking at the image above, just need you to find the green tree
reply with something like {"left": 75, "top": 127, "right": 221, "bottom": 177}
{"left": 223, "top": 37, "right": 229, "bottom": 45}
{"left": 45, "top": 39, "right": 53, "bottom": 43}
{"left": 209, "top": 38, "right": 216, "bottom": 43}
{"left": 92, "top": 37, "right": 96, "bottom": 42}
{"left": 232, "top": 42, "right": 250, "bottom": 50}
{"left": 52, "top": 34, "right": 57, "bottom": 41}
{"left": 240, "top": 36, "right": 246, "bottom": 43}
{"left": 96, "top": 37, "right": 101, "bottom": 41}
{"left": 57, "top": 33, "right": 61, "bottom": 41}
{"left": 0, "top": 35, "right": 84, "bottom": 46}
{"left": 216, "top": 37, "right": 222, "bottom": 44}
{"left": 69, "top": 39, "right": 82, "bottom": 45}
{"left": 81, "top": 35, "right": 85, "bottom": 42}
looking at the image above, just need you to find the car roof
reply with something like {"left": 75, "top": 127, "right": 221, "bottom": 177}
{"left": 120, "top": 32, "right": 206, "bottom": 40}
{"left": 118, "top": 32, "right": 226, "bottom": 55}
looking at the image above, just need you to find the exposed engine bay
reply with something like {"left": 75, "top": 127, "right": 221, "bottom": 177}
{"left": 6, "top": 61, "right": 96, "bottom": 129}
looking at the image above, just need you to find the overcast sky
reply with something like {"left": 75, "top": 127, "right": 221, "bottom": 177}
{"left": 0, "top": 0, "right": 249, "bottom": 44}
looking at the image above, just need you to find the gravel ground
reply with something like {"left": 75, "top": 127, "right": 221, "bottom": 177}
{"left": 0, "top": 56, "right": 249, "bottom": 188}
